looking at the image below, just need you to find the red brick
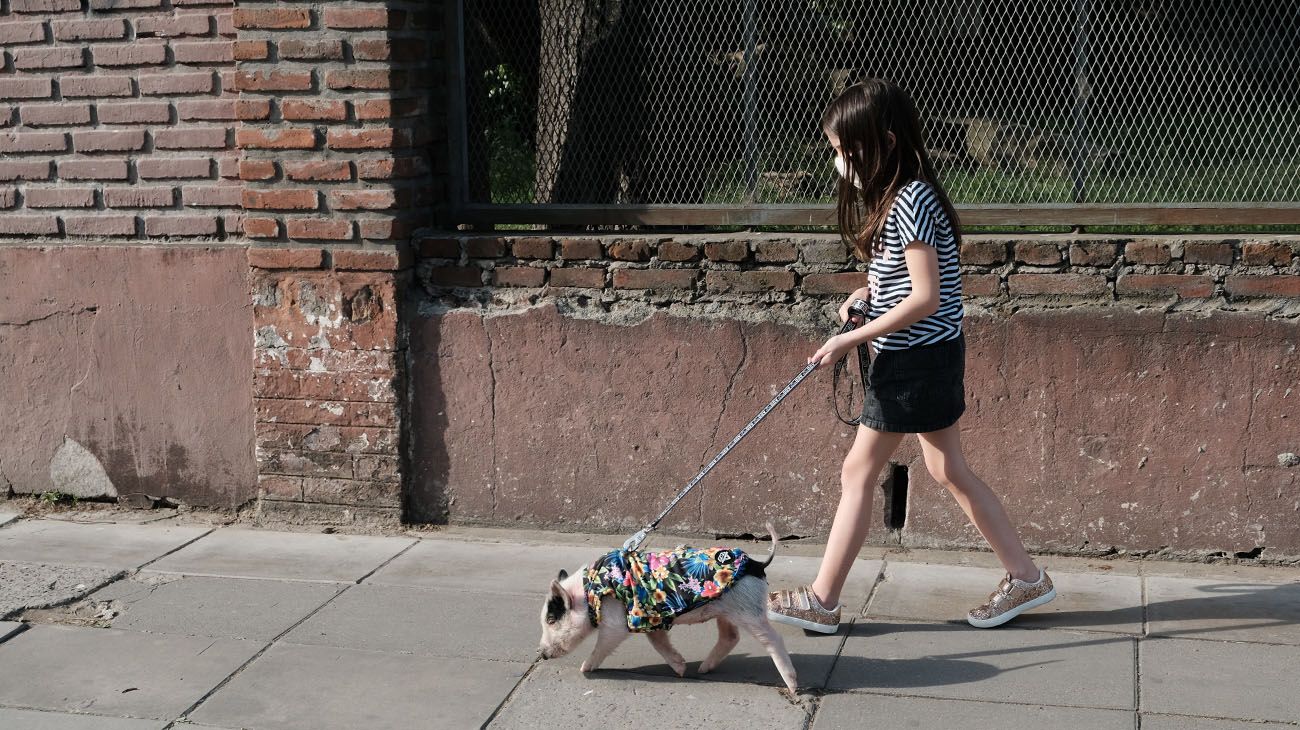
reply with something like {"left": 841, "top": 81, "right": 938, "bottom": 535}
{"left": 277, "top": 39, "right": 345, "bottom": 60}
{"left": 97, "top": 102, "right": 171, "bottom": 125}
{"left": 104, "top": 186, "right": 175, "bottom": 208}
{"left": 93, "top": 43, "right": 168, "bottom": 67}
{"left": 0, "top": 21, "right": 46, "bottom": 44}
{"left": 181, "top": 185, "right": 241, "bottom": 207}
{"left": 549, "top": 267, "right": 605, "bottom": 288}
{"left": 73, "top": 129, "right": 145, "bottom": 153}
{"left": 248, "top": 247, "right": 324, "bottom": 269}
{"left": 235, "top": 128, "right": 316, "bottom": 150}
{"left": 284, "top": 160, "right": 351, "bottom": 182}
{"left": 0, "top": 188, "right": 15, "bottom": 208}
{"left": 235, "top": 99, "right": 272, "bottom": 121}
{"left": 705, "top": 270, "right": 795, "bottom": 293}
{"left": 752, "top": 240, "right": 795, "bottom": 263}
{"left": 214, "top": 9, "right": 235, "bottom": 34}
{"left": 13, "top": 46, "right": 84, "bottom": 70}
{"left": 325, "top": 69, "right": 404, "bottom": 91}
{"left": 173, "top": 41, "right": 233, "bottom": 64}
{"left": 64, "top": 215, "right": 136, "bottom": 237}
{"left": 233, "top": 7, "right": 312, "bottom": 30}
{"left": 0, "top": 160, "right": 53, "bottom": 181}
{"left": 0, "top": 78, "right": 54, "bottom": 100}
{"left": 800, "top": 241, "right": 849, "bottom": 264}
{"left": 961, "top": 240, "right": 1008, "bottom": 265}
{"left": 329, "top": 189, "right": 397, "bottom": 211}
{"left": 177, "top": 99, "right": 237, "bottom": 121}
{"left": 52, "top": 19, "right": 126, "bottom": 41}
{"left": 354, "top": 217, "right": 408, "bottom": 242}
{"left": 144, "top": 215, "right": 218, "bottom": 237}
{"left": 0, "top": 132, "right": 68, "bottom": 153}
{"left": 139, "top": 72, "right": 213, "bottom": 96}
{"left": 0, "top": 215, "right": 59, "bottom": 235}
{"left": 257, "top": 474, "right": 303, "bottom": 500}
{"left": 355, "top": 157, "right": 422, "bottom": 180}
{"left": 1124, "top": 240, "right": 1172, "bottom": 265}
{"left": 428, "top": 266, "right": 484, "bottom": 287}
{"left": 417, "top": 237, "right": 458, "bottom": 258}
{"left": 327, "top": 128, "right": 398, "bottom": 150}
{"left": 559, "top": 238, "right": 603, "bottom": 260}
{"left": 615, "top": 268, "right": 697, "bottom": 290}
{"left": 257, "top": 424, "right": 398, "bottom": 456}
{"left": 243, "top": 189, "right": 319, "bottom": 211}
{"left": 255, "top": 398, "right": 395, "bottom": 428}
{"left": 244, "top": 218, "right": 280, "bottom": 239}
{"left": 24, "top": 187, "right": 95, "bottom": 208}
{"left": 705, "top": 241, "right": 748, "bottom": 262}
{"left": 281, "top": 99, "right": 347, "bottom": 122}
{"left": 1117, "top": 274, "right": 1214, "bottom": 298}
{"left": 961, "top": 273, "right": 1002, "bottom": 296}
{"left": 20, "top": 103, "right": 91, "bottom": 127}
{"left": 324, "top": 7, "right": 404, "bottom": 29}
{"left": 353, "top": 98, "right": 421, "bottom": 120}
{"left": 465, "top": 238, "right": 505, "bottom": 257}
{"left": 286, "top": 218, "right": 354, "bottom": 241}
{"left": 137, "top": 157, "right": 211, "bottom": 179}
{"left": 493, "top": 266, "right": 545, "bottom": 287}
{"left": 58, "top": 158, "right": 128, "bottom": 180}
{"left": 12, "top": 0, "right": 82, "bottom": 11}
{"left": 154, "top": 127, "right": 228, "bottom": 150}
{"left": 88, "top": 0, "right": 163, "bottom": 8}
{"left": 1241, "top": 241, "right": 1293, "bottom": 266}
{"left": 513, "top": 237, "right": 554, "bottom": 259}
{"left": 236, "top": 69, "right": 314, "bottom": 92}
{"left": 1007, "top": 274, "right": 1109, "bottom": 296}
{"left": 1069, "top": 242, "right": 1120, "bottom": 266}
{"left": 608, "top": 240, "right": 652, "bottom": 261}
{"left": 1183, "top": 242, "right": 1234, "bottom": 265}
{"left": 1014, "top": 241, "right": 1063, "bottom": 265}
{"left": 239, "top": 159, "right": 277, "bottom": 181}
{"left": 1225, "top": 276, "right": 1300, "bottom": 298}
{"left": 332, "top": 249, "right": 408, "bottom": 271}
{"left": 802, "top": 272, "right": 868, "bottom": 295}
{"left": 353, "top": 38, "right": 424, "bottom": 62}
{"left": 233, "top": 40, "right": 270, "bottom": 61}
{"left": 135, "top": 14, "right": 212, "bottom": 37}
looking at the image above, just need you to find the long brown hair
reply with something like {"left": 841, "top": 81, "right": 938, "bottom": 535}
{"left": 822, "top": 79, "right": 960, "bottom": 260}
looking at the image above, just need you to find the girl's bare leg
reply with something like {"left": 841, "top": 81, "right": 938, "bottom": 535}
{"left": 917, "top": 423, "right": 1038, "bottom": 581}
{"left": 810, "top": 425, "right": 905, "bottom": 608}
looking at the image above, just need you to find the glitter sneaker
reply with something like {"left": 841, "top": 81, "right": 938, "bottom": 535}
{"left": 967, "top": 568, "right": 1057, "bottom": 628}
{"left": 767, "top": 585, "right": 841, "bottom": 634}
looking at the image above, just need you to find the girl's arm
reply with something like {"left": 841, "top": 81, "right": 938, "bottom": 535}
{"left": 809, "top": 242, "right": 941, "bottom": 366}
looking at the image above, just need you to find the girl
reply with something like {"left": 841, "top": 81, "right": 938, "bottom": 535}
{"left": 767, "top": 79, "right": 1055, "bottom": 633}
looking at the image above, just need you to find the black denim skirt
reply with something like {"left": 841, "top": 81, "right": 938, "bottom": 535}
{"left": 859, "top": 334, "right": 966, "bottom": 433}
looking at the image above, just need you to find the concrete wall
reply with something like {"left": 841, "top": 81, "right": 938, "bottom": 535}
{"left": 0, "top": 245, "right": 254, "bottom": 507}
{"left": 409, "top": 233, "right": 1300, "bottom": 558}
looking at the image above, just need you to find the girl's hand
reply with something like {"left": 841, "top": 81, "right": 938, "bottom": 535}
{"left": 838, "top": 287, "right": 871, "bottom": 323}
{"left": 809, "top": 333, "right": 854, "bottom": 369}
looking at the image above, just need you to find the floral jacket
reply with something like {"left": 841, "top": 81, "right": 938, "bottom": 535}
{"left": 583, "top": 546, "right": 752, "bottom": 632}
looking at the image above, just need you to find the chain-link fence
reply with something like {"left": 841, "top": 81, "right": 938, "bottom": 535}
{"left": 450, "top": 1, "right": 1300, "bottom": 225}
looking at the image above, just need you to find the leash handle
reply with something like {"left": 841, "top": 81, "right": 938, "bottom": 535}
{"left": 833, "top": 298, "right": 872, "bottom": 426}
{"left": 621, "top": 299, "right": 870, "bottom": 553}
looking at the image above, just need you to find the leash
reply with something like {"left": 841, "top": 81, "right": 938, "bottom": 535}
{"left": 622, "top": 299, "right": 871, "bottom": 552}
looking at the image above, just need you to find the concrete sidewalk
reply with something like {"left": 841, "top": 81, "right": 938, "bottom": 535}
{"left": 1, "top": 508, "right": 1299, "bottom": 729}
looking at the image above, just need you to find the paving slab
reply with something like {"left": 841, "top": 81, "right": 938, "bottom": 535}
{"left": 488, "top": 662, "right": 811, "bottom": 729}
{"left": 147, "top": 528, "right": 415, "bottom": 583}
{"left": 0, "top": 520, "right": 209, "bottom": 570}
{"left": 0, "top": 560, "right": 122, "bottom": 620}
{"left": 0, "top": 708, "right": 167, "bottom": 729}
{"left": 1141, "top": 715, "right": 1296, "bottom": 730}
{"left": 814, "top": 692, "right": 1135, "bottom": 730}
{"left": 828, "top": 621, "right": 1135, "bottom": 709}
{"left": 282, "top": 583, "right": 540, "bottom": 662}
{"left": 366, "top": 538, "right": 611, "bottom": 594}
{"left": 1141, "top": 637, "right": 1300, "bottom": 723}
{"left": 1, "top": 620, "right": 24, "bottom": 642}
{"left": 89, "top": 575, "right": 343, "bottom": 640}
{"left": 1146, "top": 576, "right": 1300, "bottom": 645}
{"left": 0, "top": 511, "right": 18, "bottom": 527}
{"left": 188, "top": 642, "right": 527, "bottom": 730}
{"left": 888, "top": 547, "right": 1146, "bottom": 577}
{"left": 866, "top": 561, "right": 1142, "bottom": 634}
{"left": 0, "top": 624, "right": 258, "bottom": 720}
{"left": 544, "top": 615, "right": 855, "bottom": 690}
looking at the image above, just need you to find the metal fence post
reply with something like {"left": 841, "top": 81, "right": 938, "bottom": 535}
{"left": 743, "top": 0, "right": 758, "bottom": 204}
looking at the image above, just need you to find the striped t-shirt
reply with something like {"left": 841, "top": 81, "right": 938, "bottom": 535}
{"left": 866, "top": 179, "right": 963, "bottom": 352}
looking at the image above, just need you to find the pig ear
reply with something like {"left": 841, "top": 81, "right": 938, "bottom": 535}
{"left": 557, "top": 569, "right": 569, "bottom": 581}
{"left": 546, "top": 580, "right": 569, "bottom": 623}
{"left": 549, "top": 578, "right": 572, "bottom": 609}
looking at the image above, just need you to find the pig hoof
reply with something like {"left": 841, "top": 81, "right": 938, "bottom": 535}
{"left": 580, "top": 662, "right": 593, "bottom": 673}
{"left": 698, "top": 661, "right": 716, "bottom": 674}
{"left": 669, "top": 658, "right": 686, "bottom": 677}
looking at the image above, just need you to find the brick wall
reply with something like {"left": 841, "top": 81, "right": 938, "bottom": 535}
{"left": 232, "top": 0, "right": 440, "bottom": 244}
{"left": 0, "top": 0, "right": 242, "bottom": 239}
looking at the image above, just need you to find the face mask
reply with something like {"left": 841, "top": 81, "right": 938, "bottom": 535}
{"left": 833, "top": 154, "right": 863, "bottom": 189}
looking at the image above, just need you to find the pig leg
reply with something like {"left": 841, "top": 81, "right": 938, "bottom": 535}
{"left": 698, "top": 617, "right": 740, "bottom": 674}
{"left": 738, "top": 616, "right": 798, "bottom": 692}
{"left": 645, "top": 630, "right": 687, "bottom": 677}
{"left": 580, "top": 615, "right": 630, "bottom": 673}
